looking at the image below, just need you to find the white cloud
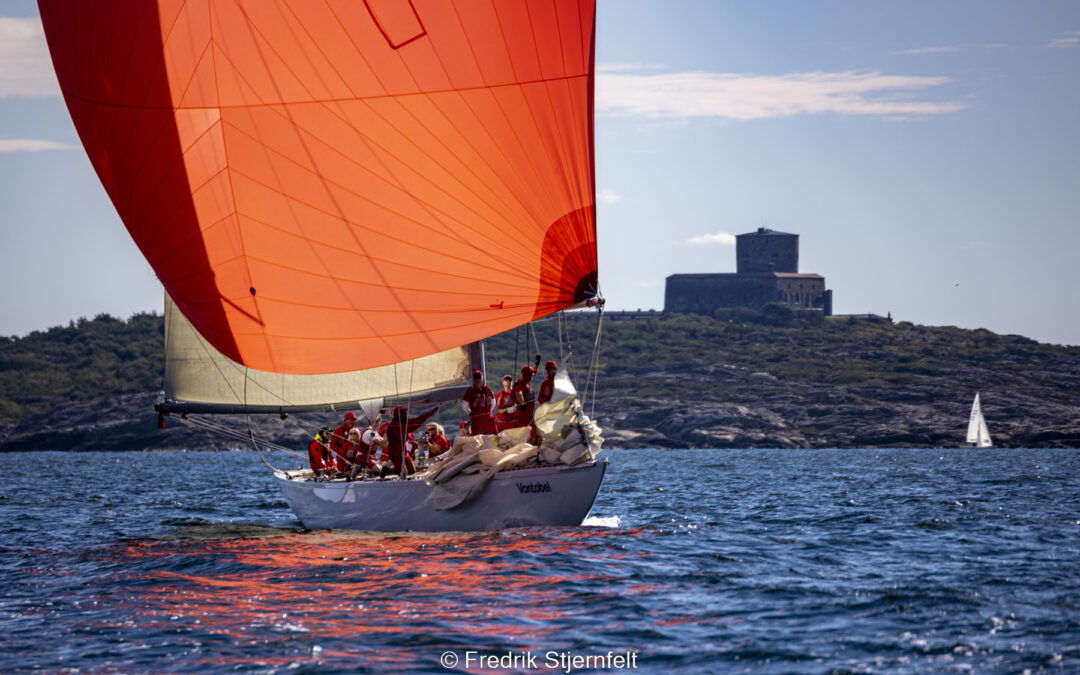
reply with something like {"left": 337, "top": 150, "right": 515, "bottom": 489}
{"left": 598, "top": 63, "right": 665, "bottom": 73}
{"left": 686, "top": 231, "right": 736, "bottom": 247}
{"left": 598, "top": 188, "right": 621, "bottom": 204}
{"left": 597, "top": 68, "right": 964, "bottom": 120}
{"left": 0, "top": 138, "right": 69, "bottom": 153}
{"left": 1045, "top": 32, "right": 1080, "bottom": 48}
{"left": 893, "top": 46, "right": 963, "bottom": 56}
{"left": 0, "top": 17, "right": 60, "bottom": 98}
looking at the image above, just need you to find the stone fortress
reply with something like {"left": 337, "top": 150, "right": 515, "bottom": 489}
{"left": 664, "top": 227, "right": 832, "bottom": 316}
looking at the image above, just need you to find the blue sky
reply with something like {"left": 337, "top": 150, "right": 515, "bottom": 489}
{"left": 2, "top": 1, "right": 1079, "bottom": 345}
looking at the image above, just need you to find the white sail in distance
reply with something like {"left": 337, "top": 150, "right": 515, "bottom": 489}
{"left": 966, "top": 393, "right": 993, "bottom": 448}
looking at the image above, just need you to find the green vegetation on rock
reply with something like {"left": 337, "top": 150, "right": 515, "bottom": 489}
{"left": 0, "top": 313, "right": 163, "bottom": 424}
{"left": 2, "top": 309, "right": 1078, "bottom": 449}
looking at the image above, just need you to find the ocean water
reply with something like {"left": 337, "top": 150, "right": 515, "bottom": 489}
{"left": 0, "top": 448, "right": 1077, "bottom": 673}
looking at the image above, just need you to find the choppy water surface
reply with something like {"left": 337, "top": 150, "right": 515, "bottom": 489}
{"left": 1, "top": 448, "right": 1077, "bottom": 673}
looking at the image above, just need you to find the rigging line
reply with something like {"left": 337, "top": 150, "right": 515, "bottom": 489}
{"left": 561, "top": 311, "right": 577, "bottom": 387}
{"left": 255, "top": 446, "right": 285, "bottom": 474}
{"left": 242, "top": 362, "right": 262, "bottom": 461}
{"left": 404, "top": 358, "right": 416, "bottom": 479}
{"left": 159, "top": 295, "right": 169, "bottom": 395}
{"left": 183, "top": 416, "right": 299, "bottom": 457}
{"left": 556, "top": 311, "right": 565, "bottom": 367}
{"left": 181, "top": 417, "right": 253, "bottom": 445}
{"left": 407, "top": 359, "right": 415, "bottom": 412}
{"left": 592, "top": 310, "right": 604, "bottom": 418}
{"left": 587, "top": 307, "right": 604, "bottom": 420}
{"left": 393, "top": 360, "right": 402, "bottom": 474}
{"left": 393, "top": 361, "right": 401, "bottom": 407}
{"left": 234, "top": 361, "right": 297, "bottom": 468}
{"left": 173, "top": 414, "right": 304, "bottom": 464}
{"left": 529, "top": 322, "right": 540, "bottom": 364}
{"left": 514, "top": 325, "right": 520, "bottom": 374}
{"left": 202, "top": 413, "right": 312, "bottom": 456}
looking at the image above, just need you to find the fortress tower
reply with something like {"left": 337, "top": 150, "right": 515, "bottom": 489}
{"left": 665, "top": 227, "right": 832, "bottom": 316}
{"left": 736, "top": 227, "right": 799, "bottom": 273}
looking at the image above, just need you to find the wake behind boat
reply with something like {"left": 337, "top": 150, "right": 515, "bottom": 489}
{"left": 40, "top": 0, "right": 607, "bottom": 531}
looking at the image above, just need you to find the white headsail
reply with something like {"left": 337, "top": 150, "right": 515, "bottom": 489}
{"left": 162, "top": 294, "right": 478, "bottom": 414}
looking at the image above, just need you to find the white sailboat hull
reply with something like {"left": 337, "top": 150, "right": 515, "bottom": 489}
{"left": 274, "top": 459, "right": 608, "bottom": 532}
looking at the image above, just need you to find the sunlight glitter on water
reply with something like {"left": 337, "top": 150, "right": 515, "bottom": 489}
{"left": 1, "top": 448, "right": 1078, "bottom": 674}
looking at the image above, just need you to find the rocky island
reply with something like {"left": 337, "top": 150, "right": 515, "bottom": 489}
{"left": 2, "top": 310, "right": 1078, "bottom": 451}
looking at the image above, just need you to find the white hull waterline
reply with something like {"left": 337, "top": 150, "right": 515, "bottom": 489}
{"left": 275, "top": 459, "right": 608, "bottom": 532}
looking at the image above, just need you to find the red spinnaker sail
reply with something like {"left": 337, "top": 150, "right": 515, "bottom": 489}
{"left": 39, "top": 0, "right": 597, "bottom": 374}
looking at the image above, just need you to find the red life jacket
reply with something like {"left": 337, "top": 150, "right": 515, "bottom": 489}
{"left": 495, "top": 390, "right": 517, "bottom": 424}
{"left": 428, "top": 433, "right": 451, "bottom": 459}
{"left": 512, "top": 380, "right": 535, "bottom": 425}
{"left": 308, "top": 438, "right": 330, "bottom": 473}
{"left": 464, "top": 385, "right": 495, "bottom": 422}
{"left": 537, "top": 377, "right": 555, "bottom": 405}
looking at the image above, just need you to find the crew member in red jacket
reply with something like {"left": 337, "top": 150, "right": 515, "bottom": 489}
{"left": 422, "top": 422, "right": 451, "bottom": 460}
{"left": 462, "top": 370, "right": 497, "bottom": 435}
{"left": 307, "top": 427, "right": 333, "bottom": 478}
{"left": 330, "top": 411, "right": 357, "bottom": 473}
{"left": 384, "top": 405, "right": 439, "bottom": 475}
{"left": 513, "top": 360, "right": 539, "bottom": 428}
{"left": 495, "top": 374, "right": 517, "bottom": 432}
{"left": 537, "top": 360, "right": 558, "bottom": 405}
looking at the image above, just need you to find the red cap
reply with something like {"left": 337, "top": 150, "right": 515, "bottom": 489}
{"left": 521, "top": 365, "right": 536, "bottom": 375}
{"left": 344, "top": 412, "right": 357, "bottom": 420}
{"left": 544, "top": 360, "right": 557, "bottom": 369}
{"left": 472, "top": 369, "right": 483, "bottom": 378}
{"left": 459, "top": 420, "right": 470, "bottom": 429}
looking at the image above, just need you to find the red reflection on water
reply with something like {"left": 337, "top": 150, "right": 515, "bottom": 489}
{"left": 111, "top": 529, "right": 635, "bottom": 669}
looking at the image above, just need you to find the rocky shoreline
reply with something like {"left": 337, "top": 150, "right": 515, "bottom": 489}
{"left": 3, "top": 371, "right": 1078, "bottom": 453}
{"left": 3, "top": 314, "right": 1078, "bottom": 452}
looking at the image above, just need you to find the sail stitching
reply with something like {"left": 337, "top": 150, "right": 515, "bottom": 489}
{"left": 212, "top": 0, "right": 281, "bottom": 371}
{"left": 404, "top": 2, "right": 556, "bottom": 262}
{"left": 211, "top": 109, "right": 539, "bottom": 272}
{"left": 520, "top": 1, "right": 577, "bottom": 214}
{"left": 213, "top": 0, "right": 442, "bottom": 361}
{"left": 208, "top": 3, "right": 400, "bottom": 363}
{"left": 58, "top": 72, "right": 591, "bottom": 111}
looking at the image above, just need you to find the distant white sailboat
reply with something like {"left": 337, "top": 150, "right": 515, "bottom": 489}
{"left": 966, "top": 393, "right": 993, "bottom": 448}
